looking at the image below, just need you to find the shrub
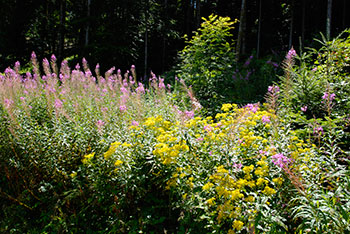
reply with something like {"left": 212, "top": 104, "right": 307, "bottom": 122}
{"left": 177, "top": 14, "right": 237, "bottom": 115}
{"left": 176, "top": 14, "right": 280, "bottom": 115}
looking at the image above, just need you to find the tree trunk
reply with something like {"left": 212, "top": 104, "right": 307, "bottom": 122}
{"left": 301, "top": 0, "right": 305, "bottom": 48}
{"left": 185, "top": 0, "right": 192, "bottom": 36}
{"left": 342, "top": 0, "right": 346, "bottom": 30}
{"left": 144, "top": 30, "right": 148, "bottom": 78}
{"left": 242, "top": 5, "right": 246, "bottom": 55}
{"left": 161, "top": 0, "right": 168, "bottom": 73}
{"left": 288, "top": 0, "right": 294, "bottom": 49}
{"left": 256, "top": 0, "right": 262, "bottom": 58}
{"left": 85, "top": 0, "right": 91, "bottom": 46}
{"left": 326, "top": 0, "right": 332, "bottom": 40}
{"left": 236, "top": 0, "right": 246, "bottom": 61}
{"left": 144, "top": 0, "right": 149, "bottom": 78}
{"left": 58, "top": 0, "right": 66, "bottom": 60}
{"left": 195, "top": 0, "right": 201, "bottom": 29}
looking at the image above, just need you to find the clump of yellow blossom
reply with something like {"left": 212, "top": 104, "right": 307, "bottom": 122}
{"left": 202, "top": 182, "right": 214, "bottom": 191}
{"left": 232, "top": 219, "right": 244, "bottom": 230}
{"left": 82, "top": 152, "right": 95, "bottom": 164}
{"left": 104, "top": 141, "right": 121, "bottom": 159}
{"left": 114, "top": 160, "right": 123, "bottom": 167}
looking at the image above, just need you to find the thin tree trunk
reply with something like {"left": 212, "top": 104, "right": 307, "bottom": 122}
{"left": 301, "top": 0, "right": 305, "bottom": 48}
{"left": 257, "top": 0, "right": 262, "bottom": 58}
{"left": 236, "top": 0, "right": 246, "bottom": 61}
{"left": 85, "top": 0, "right": 91, "bottom": 46}
{"left": 195, "top": 0, "right": 201, "bottom": 29}
{"left": 342, "top": 0, "right": 346, "bottom": 29}
{"left": 326, "top": 0, "right": 332, "bottom": 40}
{"left": 144, "top": 30, "right": 148, "bottom": 78}
{"left": 144, "top": 0, "right": 149, "bottom": 78}
{"left": 161, "top": 0, "right": 168, "bottom": 73}
{"left": 45, "top": 1, "right": 49, "bottom": 51}
{"left": 242, "top": 5, "right": 246, "bottom": 55}
{"left": 58, "top": 0, "right": 66, "bottom": 60}
{"left": 185, "top": 0, "right": 191, "bottom": 36}
{"left": 288, "top": 0, "right": 294, "bottom": 49}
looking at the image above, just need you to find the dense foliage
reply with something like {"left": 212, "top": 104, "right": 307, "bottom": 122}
{"left": 1, "top": 30, "right": 349, "bottom": 233}
{"left": 177, "top": 15, "right": 237, "bottom": 114}
{"left": 177, "top": 15, "right": 280, "bottom": 114}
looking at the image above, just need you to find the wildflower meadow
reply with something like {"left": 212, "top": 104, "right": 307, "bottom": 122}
{"left": 1, "top": 19, "right": 349, "bottom": 234}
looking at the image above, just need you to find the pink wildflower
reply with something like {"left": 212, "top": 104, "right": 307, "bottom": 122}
{"left": 54, "top": 99, "right": 63, "bottom": 109}
{"left": 268, "top": 85, "right": 280, "bottom": 93}
{"left": 131, "top": 120, "right": 139, "bottom": 126}
{"left": 158, "top": 78, "right": 166, "bottom": 89}
{"left": 4, "top": 98, "right": 14, "bottom": 108}
{"left": 136, "top": 83, "right": 145, "bottom": 94}
{"left": 96, "top": 120, "right": 105, "bottom": 127}
{"left": 262, "top": 115, "right": 270, "bottom": 123}
{"left": 184, "top": 110, "right": 194, "bottom": 119}
{"left": 271, "top": 153, "right": 291, "bottom": 169}
{"left": 119, "top": 105, "right": 127, "bottom": 112}
{"left": 204, "top": 125, "right": 212, "bottom": 132}
{"left": 301, "top": 106, "right": 307, "bottom": 112}
{"left": 286, "top": 47, "right": 297, "bottom": 60}
{"left": 233, "top": 163, "right": 243, "bottom": 170}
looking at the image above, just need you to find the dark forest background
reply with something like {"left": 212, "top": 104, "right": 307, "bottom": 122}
{"left": 0, "top": 0, "right": 349, "bottom": 76}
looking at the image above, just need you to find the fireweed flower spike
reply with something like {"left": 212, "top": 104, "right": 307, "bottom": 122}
{"left": 96, "top": 120, "right": 105, "bottom": 131}
{"left": 131, "top": 121, "right": 139, "bottom": 126}
{"left": 31, "top": 51, "right": 37, "bottom": 59}
{"left": 54, "top": 99, "right": 63, "bottom": 109}
{"left": 314, "top": 126, "right": 324, "bottom": 135}
{"left": 119, "top": 105, "right": 127, "bottom": 112}
{"left": 268, "top": 85, "right": 280, "bottom": 94}
{"left": 322, "top": 92, "right": 336, "bottom": 102}
{"left": 286, "top": 47, "right": 297, "bottom": 60}
{"left": 271, "top": 153, "right": 291, "bottom": 169}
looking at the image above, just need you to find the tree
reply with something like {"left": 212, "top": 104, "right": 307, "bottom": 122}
{"left": 58, "top": 0, "right": 66, "bottom": 60}
{"left": 301, "top": 0, "right": 305, "bottom": 48}
{"left": 326, "top": 0, "right": 332, "bottom": 40}
{"left": 256, "top": 0, "right": 262, "bottom": 58}
{"left": 85, "top": 0, "right": 91, "bottom": 47}
{"left": 288, "top": 0, "right": 295, "bottom": 49}
{"left": 236, "top": 0, "right": 246, "bottom": 61}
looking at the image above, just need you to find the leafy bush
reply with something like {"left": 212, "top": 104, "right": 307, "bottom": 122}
{"left": 176, "top": 14, "right": 280, "bottom": 115}
{"left": 177, "top": 14, "right": 237, "bottom": 115}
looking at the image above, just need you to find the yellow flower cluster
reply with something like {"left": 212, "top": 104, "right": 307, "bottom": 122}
{"left": 104, "top": 141, "right": 122, "bottom": 159}
{"left": 232, "top": 219, "right": 244, "bottom": 230}
{"left": 153, "top": 141, "right": 189, "bottom": 165}
{"left": 114, "top": 160, "right": 123, "bottom": 166}
{"left": 144, "top": 116, "right": 190, "bottom": 165}
{"left": 254, "top": 157, "right": 269, "bottom": 177}
{"left": 82, "top": 152, "right": 95, "bottom": 164}
{"left": 144, "top": 115, "right": 172, "bottom": 132}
